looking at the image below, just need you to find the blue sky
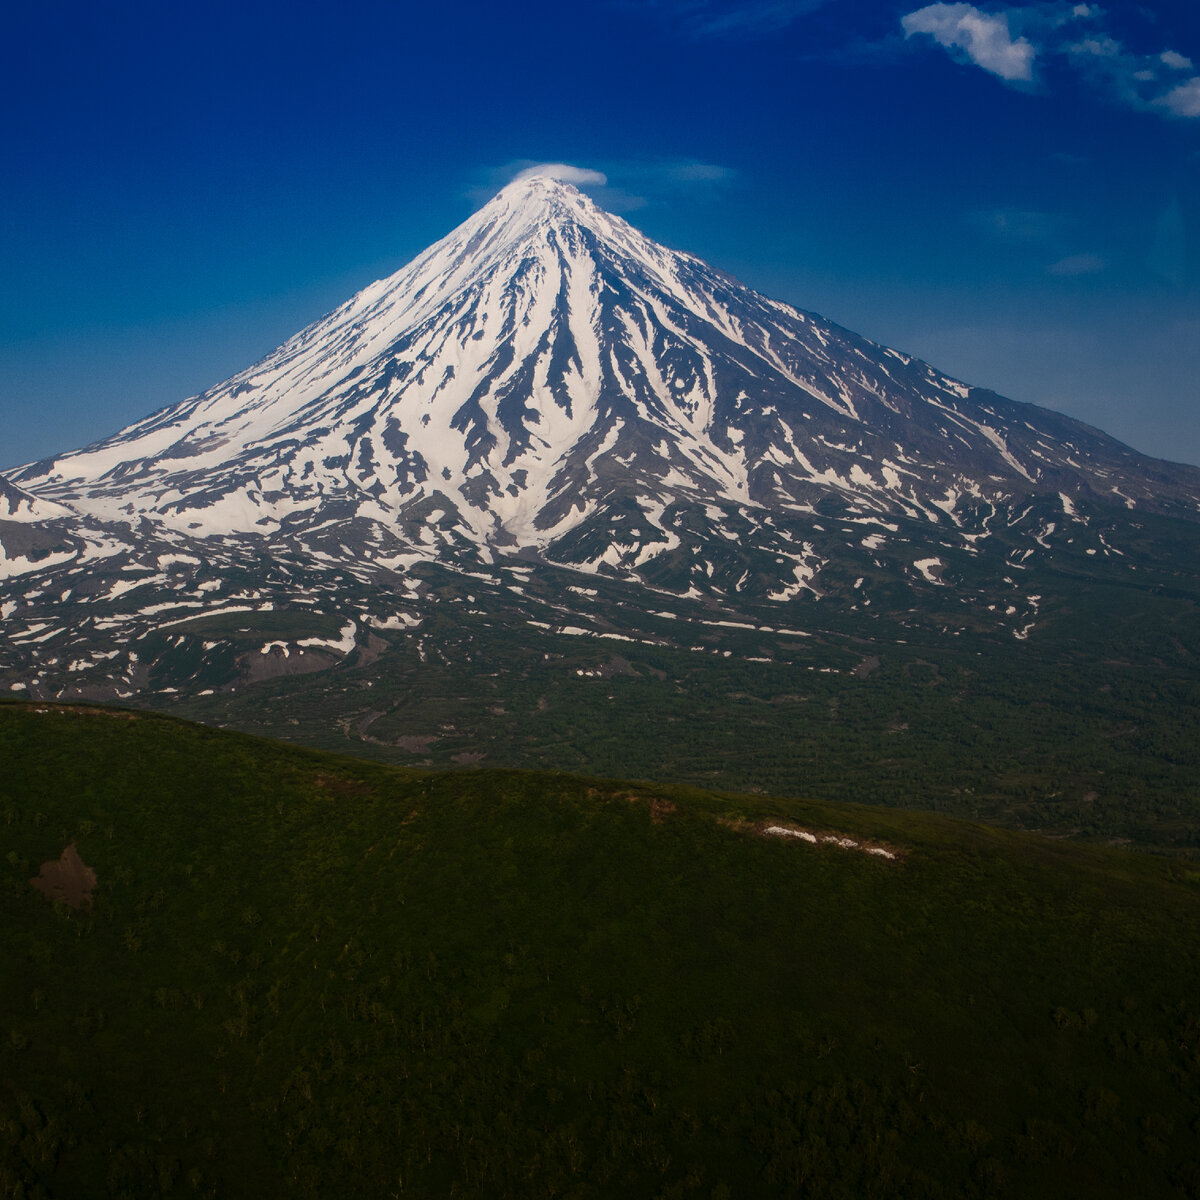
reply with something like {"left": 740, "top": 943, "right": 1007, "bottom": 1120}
{"left": 1, "top": 0, "right": 1197, "bottom": 467}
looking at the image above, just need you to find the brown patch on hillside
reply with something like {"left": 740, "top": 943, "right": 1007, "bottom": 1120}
{"left": 598, "top": 655, "right": 636, "bottom": 678}
{"left": 393, "top": 735, "right": 436, "bottom": 753}
{"left": 648, "top": 798, "right": 678, "bottom": 823}
{"left": 28, "top": 704, "right": 137, "bottom": 720}
{"left": 715, "top": 815, "right": 754, "bottom": 834}
{"left": 348, "top": 633, "right": 390, "bottom": 669}
{"left": 316, "top": 774, "right": 372, "bottom": 796}
{"left": 623, "top": 792, "right": 678, "bottom": 824}
{"left": 30, "top": 843, "right": 97, "bottom": 909}
{"left": 238, "top": 646, "right": 336, "bottom": 683}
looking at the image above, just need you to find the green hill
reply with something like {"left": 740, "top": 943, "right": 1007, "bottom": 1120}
{"left": 2, "top": 701, "right": 1199, "bottom": 1198}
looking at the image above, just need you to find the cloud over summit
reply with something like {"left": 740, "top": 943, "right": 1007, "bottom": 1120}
{"left": 512, "top": 163, "right": 608, "bottom": 186}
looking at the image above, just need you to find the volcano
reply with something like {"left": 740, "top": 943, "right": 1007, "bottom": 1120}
{"left": 3, "top": 169, "right": 1200, "bottom": 740}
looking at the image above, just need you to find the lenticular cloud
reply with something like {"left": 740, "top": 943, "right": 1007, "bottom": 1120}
{"left": 513, "top": 162, "right": 608, "bottom": 187}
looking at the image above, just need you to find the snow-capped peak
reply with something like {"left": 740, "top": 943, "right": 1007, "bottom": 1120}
{"left": 8, "top": 173, "right": 1200, "bottom": 569}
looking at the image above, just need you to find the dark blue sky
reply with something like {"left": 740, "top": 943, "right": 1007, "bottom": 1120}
{"left": 2, "top": 0, "right": 1197, "bottom": 466}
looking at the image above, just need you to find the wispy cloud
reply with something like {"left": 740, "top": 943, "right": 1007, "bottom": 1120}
{"left": 1066, "top": 26, "right": 1200, "bottom": 117}
{"left": 968, "top": 207, "right": 1065, "bottom": 242}
{"left": 650, "top": 160, "right": 736, "bottom": 183}
{"left": 900, "top": 3, "right": 1200, "bottom": 119}
{"left": 902, "top": 4, "right": 1035, "bottom": 82}
{"left": 633, "top": 0, "right": 831, "bottom": 38}
{"left": 968, "top": 208, "right": 1106, "bottom": 279}
{"left": 1048, "top": 251, "right": 1107, "bottom": 276}
{"left": 619, "top": 159, "right": 737, "bottom": 191}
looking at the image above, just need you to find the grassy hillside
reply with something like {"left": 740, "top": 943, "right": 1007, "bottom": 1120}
{"left": 2, "top": 701, "right": 1199, "bottom": 1198}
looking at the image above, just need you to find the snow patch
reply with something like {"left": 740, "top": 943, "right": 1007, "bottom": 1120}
{"left": 298, "top": 620, "right": 357, "bottom": 656}
{"left": 763, "top": 825, "right": 897, "bottom": 860}
{"left": 913, "top": 557, "right": 944, "bottom": 584}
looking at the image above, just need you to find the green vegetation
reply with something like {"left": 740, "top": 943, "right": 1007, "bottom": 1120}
{"left": 168, "top": 551, "right": 1200, "bottom": 853}
{"left": 2, "top": 702, "right": 1199, "bottom": 1197}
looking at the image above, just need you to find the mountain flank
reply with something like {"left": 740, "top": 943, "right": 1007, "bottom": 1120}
{"left": 3, "top": 173, "right": 1200, "bottom": 847}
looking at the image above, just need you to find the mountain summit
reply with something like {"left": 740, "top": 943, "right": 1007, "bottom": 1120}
{"left": 4, "top": 173, "right": 1200, "bottom": 707}
{"left": 13, "top": 175, "right": 1200, "bottom": 556}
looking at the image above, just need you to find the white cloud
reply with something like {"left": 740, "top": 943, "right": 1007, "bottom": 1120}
{"left": 1070, "top": 35, "right": 1119, "bottom": 59}
{"left": 901, "top": 4, "right": 1200, "bottom": 119}
{"left": 1157, "top": 77, "right": 1200, "bottom": 118}
{"left": 512, "top": 163, "right": 608, "bottom": 186}
{"left": 1068, "top": 35, "right": 1200, "bottom": 118}
{"left": 514, "top": 164, "right": 647, "bottom": 213}
{"left": 1048, "top": 252, "right": 1107, "bottom": 276}
{"left": 470, "top": 158, "right": 734, "bottom": 215}
{"left": 467, "top": 161, "right": 615, "bottom": 209}
{"left": 901, "top": 4, "right": 1036, "bottom": 82}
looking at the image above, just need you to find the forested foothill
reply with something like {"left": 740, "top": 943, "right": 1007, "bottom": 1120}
{"left": 2, "top": 703, "right": 1198, "bottom": 1198}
